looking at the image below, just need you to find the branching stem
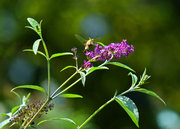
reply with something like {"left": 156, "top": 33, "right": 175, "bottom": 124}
{"left": 50, "top": 70, "right": 79, "bottom": 98}
{"left": 52, "top": 76, "right": 82, "bottom": 99}
{"left": 77, "top": 97, "right": 115, "bottom": 129}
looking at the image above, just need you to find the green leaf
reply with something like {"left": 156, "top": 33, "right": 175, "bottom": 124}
{"left": 80, "top": 72, "right": 86, "bottom": 86}
{"left": 115, "top": 95, "right": 139, "bottom": 127}
{"left": 25, "top": 26, "right": 35, "bottom": 31}
{"left": 50, "top": 52, "right": 73, "bottom": 60}
{"left": 33, "top": 39, "right": 41, "bottom": 55}
{"left": 128, "top": 72, "right": 138, "bottom": 87}
{"left": 23, "top": 49, "right": 46, "bottom": 58}
{"left": 0, "top": 113, "right": 10, "bottom": 117}
{"left": 138, "top": 68, "right": 151, "bottom": 86}
{"left": 60, "top": 65, "right": 76, "bottom": 72}
{"left": 113, "top": 90, "right": 118, "bottom": 97}
{"left": 141, "top": 68, "right": 146, "bottom": 80}
{"left": 11, "top": 85, "right": 46, "bottom": 94}
{"left": 11, "top": 106, "right": 20, "bottom": 115}
{"left": 23, "top": 93, "right": 31, "bottom": 104}
{"left": 0, "top": 113, "right": 7, "bottom": 117}
{"left": 11, "top": 91, "right": 21, "bottom": 104}
{"left": 20, "top": 93, "right": 31, "bottom": 108}
{"left": 106, "top": 62, "right": 135, "bottom": 72}
{"left": 88, "top": 66, "right": 109, "bottom": 74}
{"left": 135, "top": 88, "right": 166, "bottom": 105}
{"left": 139, "top": 68, "right": 147, "bottom": 84}
{"left": 27, "top": 18, "right": 39, "bottom": 28}
{"left": 97, "top": 42, "right": 105, "bottom": 46}
{"left": 59, "top": 94, "right": 83, "bottom": 98}
{"left": 75, "top": 34, "right": 85, "bottom": 43}
{"left": 37, "top": 118, "right": 77, "bottom": 126}
{"left": 0, "top": 118, "right": 11, "bottom": 129}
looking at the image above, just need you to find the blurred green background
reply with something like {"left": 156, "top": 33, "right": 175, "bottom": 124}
{"left": 0, "top": 0, "right": 180, "bottom": 129}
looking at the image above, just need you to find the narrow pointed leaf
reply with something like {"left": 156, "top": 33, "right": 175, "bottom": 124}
{"left": 59, "top": 94, "right": 83, "bottom": 98}
{"left": 11, "top": 106, "right": 20, "bottom": 115}
{"left": 25, "top": 26, "right": 35, "bottom": 31}
{"left": 0, "top": 118, "right": 11, "bottom": 128}
{"left": 21, "top": 94, "right": 30, "bottom": 107}
{"left": 114, "top": 90, "right": 118, "bottom": 97}
{"left": 23, "top": 49, "right": 46, "bottom": 58}
{"left": 0, "top": 113, "right": 10, "bottom": 117}
{"left": 97, "top": 42, "right": 105, "bottom": 46}
{"left": 141, "top": 68, "right": 146, "bottom": 80}
{"left": 88, "top": 66, "right": 109, "bottom": 74}
{"left": 11, "top": 91, "right": 21, "bottom": 104}
{"left": 11, "top": 85, "right": 46, "bottom": 94}
{"left": 33, "top": 39, "right": 41, "bottom": 55}
{"left": 50, "top": 52, "right": 73, "bottom": 60}
{"left": 115, "top": 95, "right": 139, "bottom": 127}
{"left": 128, "top": 72, "right": 138, "bottom": 87}
{"left": 80, "top": 72, "right": 86, "bottom": 86}
{"left": 139, "top": 68, "right": 147, "bottom": 83}
{"left": 24, "top": 93, "right": 31, "bottom": 104}
{"left": 27, "top": 18, "right": 39, "bottom": 28}
{"left": 135, "top": 88, "right": 166, "bottom": 105}
{"left": 106, "top": 62, "right": 135, "bottom": 72}
{"left": 60, "top": 65, "right": 76, "bottom": 72}
{"left": 39, "top": 20, "right": 43, "bottom": 28}
{"left": 37, "top": 118, "right": 77, "bottom": 126}
{"left": 99, "top": 66, "right": 109, "bottom": 69}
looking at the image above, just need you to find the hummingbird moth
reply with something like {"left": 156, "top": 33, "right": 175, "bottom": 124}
{"left": 75, "top": 34, "right": 94, "bottom": 51}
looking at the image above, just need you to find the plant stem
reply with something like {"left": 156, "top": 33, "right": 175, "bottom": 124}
{"left": 77, "top": 97, "right": 115, "bottom": 129}
{"left": 39, "top": 34, "right": 51, "bottom": 97}
{"left": 52, "top": 76, "right": 82, "bottom": 99}
{"left": 77, "top": 87, "right": 133, "bottom": 129}
{"left": 20, "top": 117, "right": 29, "bottom": 129}
{"left": 50, "top": 71, "right": 79, "bottom": 98}
{"left": 24, "top": 98, "right": 50, "bottom": 129}
{"left": 120, "top": 87, "right": 133, "bottom": 96}
{"left": 40, "top": 35, "right": 49, "bottom": 59}
{"left": 47, "top": 60, "right": 51, "bottom": 98}
{"left": 75, "top": 58, "right": 78, "bottom": 68}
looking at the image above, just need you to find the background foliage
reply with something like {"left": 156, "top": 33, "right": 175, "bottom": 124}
{"left": 0, "top": 0, "right": 180, "bottom": 129}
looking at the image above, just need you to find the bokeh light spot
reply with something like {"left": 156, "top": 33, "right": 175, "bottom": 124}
{"left": 156, "top": 109, "right": 180, "bottom": 129}
{"left": 80, "top": 14, "right": 110, "bottom": 38}
{"left": 8, "top": 58, "right": 36, "bottom": 85}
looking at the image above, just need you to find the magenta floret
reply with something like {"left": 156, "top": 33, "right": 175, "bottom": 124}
{"left": 82, "top": 60, "right": 93, "bottom": 69}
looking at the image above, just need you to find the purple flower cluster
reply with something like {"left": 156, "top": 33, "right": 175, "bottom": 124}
{"left": 85, "top": 40, "right": 134, "bottom": 61}
{"left": 82, "top": 40, "right": 134, "bottom": 69}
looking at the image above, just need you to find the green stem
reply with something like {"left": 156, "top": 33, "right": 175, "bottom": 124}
{"left": 120, "top": 87, "right": 133, "bottom": 96}
{"left": 52, "top": 77, "right": 82, "bottom": 99}
{"left": 40, "top": 35, "right": 49, "bottom": 59}
{"left": 50, "top": 71, "right": 79, "bottom": 98}
{"left": 77, "top": 87, "right": 133, "bottom": 129}
{"left": 23, "top": 29, "right": 51, "bottom": 129}
{"left": 20, "top": 117, "right": 28, "bottom": 129}
{"left": 77, "top": 97, "right": 115, "bottom": 129}
{"left": 39, "top": 34, "right": 51, "bottom": 98}
{"left": 75, "top": 58, "right": 78, "bottom": 68}
{"left": 47, "top": 60, "right": 51, "bottom": 98}
{"left": 24, "top": 98, "right": 50, "bottom": 129}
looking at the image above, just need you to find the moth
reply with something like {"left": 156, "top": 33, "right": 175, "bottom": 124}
{"left": 75, "top": 34, "right": 94, "bottom": 51}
